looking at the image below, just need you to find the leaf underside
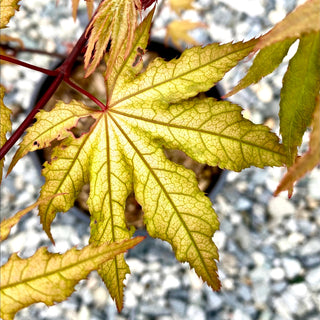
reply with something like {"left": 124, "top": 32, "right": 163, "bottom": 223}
{"left": 10, "top": 10, "right": 286, "bottom": 310}
{"left": 280, "top": 31, "right": 320, "bottom": 165}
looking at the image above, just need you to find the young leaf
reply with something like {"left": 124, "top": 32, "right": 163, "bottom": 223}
{"left": 280, "top": 32, "right": 320, "bottom": 165}
{"left": 0, "top": 237, "right": 144, "bottom": 320}
{"left": 165, "top": 20, "right": 206, "bottom": 50}
{"left": 0, "top": 85, "right": 12, "bottom": 183}
{"left": 72, "top": 0, "right": 93, "bottom": 21}
{"left": 255, "top": 0, "right": 320, "bottom": 51}
{"left": 275, "top": 96, "right": 320, "bottom": 196}
{"left": 0, "top": 194, "right": 64, "bottom": 242}
{"left": 84, "top": 0, "right": 141, "bottom": 78}
{"left": 16, "top": 12, "right": 286, "bottom": 309}
{"left": 0, "top": 0, "right": 20, "bottom": 29}
{"left": 225, "top": 38, "right": 296, "bottom": 98}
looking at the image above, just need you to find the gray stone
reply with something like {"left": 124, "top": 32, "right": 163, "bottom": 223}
{"left": 306, "top": 266, "right": 320, "bottom": 291}
{"left": 271, "top": 281, "right": 287, "bottom": 293}
{"left": 299, "top": 238, "right": 320, "bottom": 256}
{"left": 168, "top": 299, "right": 187, "bottom": 317}
{"left": 206, "top": 291, "right": 223, "bottom": 311}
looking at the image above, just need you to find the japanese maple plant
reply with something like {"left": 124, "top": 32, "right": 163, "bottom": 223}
{"left": 0, "top": 0, "right": 319, "bottom": 319}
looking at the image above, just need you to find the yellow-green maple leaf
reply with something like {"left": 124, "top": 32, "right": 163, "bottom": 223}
{"left": 0, "top": 0, "right": 20, "bottom": 28}
{"left": 11, "top": 10, "right": 286, "bottom": 309}
{"left": 0, "top": 237, "right": 143, "bottom": 320}
{"left": 0, "top": 85, "right": 12, "bottom": 183}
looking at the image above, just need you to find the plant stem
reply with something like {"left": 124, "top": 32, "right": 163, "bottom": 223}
{"left": 64, "top": 78, "right": 106, "bottom": 110}
{"left": 0, "top": 74, "right": 64, "bottom": 160}
{"left": 0, "top": 44, "right": 68, "bottom": 60}
{"left": 0, "top": 24, "right": 90, "bottom": 161}
{"left": 0, "top": 54, "right": 59, "bottom": 76}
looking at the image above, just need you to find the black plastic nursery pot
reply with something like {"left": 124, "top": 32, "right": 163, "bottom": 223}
{"left": 31, "top": 41, "right": 227, "bottom": 228}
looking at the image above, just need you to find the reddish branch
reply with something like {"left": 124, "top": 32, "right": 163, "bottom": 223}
{"left": 0, "top": 23, "right": 101, "bottom": 160}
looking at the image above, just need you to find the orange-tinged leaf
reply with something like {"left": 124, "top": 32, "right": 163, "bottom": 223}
{"left": 255, "top": 0, "right": 320, "bottom": 51}
{"left": 0, "top": 194, "right": 64, "bottom": 242}
{"left": 0, "top": 237, "right": 144, "bottom": 320}
{"left": 0, "top": 0, "right": 20, "bottom": 28}
{"left": 0, "top": 85, "right": 12, "bottom": 183}
{"left": 84, "top": 0, "right": 141, "bottom": 78}
{"left": 275, "top": 96, "right": 320, "bottom": 196}
{"left": 71, "top": 0, "right": 80, "bottom": 21}
{"left": 71, "top": 0, "right": 94, "bottom": 21}
{"left": 8, "top": 100, "right": 92, "bottom": 175}
{"left": 169, "top": 0, "right": 194, "bottom": 15}
{"left": 165, "top": 20, "right": 206, "bottom": 50}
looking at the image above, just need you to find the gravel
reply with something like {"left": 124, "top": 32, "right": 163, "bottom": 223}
{"left": 1, "top": 1, "right": 320, "bottom": 320}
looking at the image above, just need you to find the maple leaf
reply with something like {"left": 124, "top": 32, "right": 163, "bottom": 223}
{"left": 0, "top": 85, "right": 12, "bottom": 183}
{"left": 280, "top": 31, "right": 320, "bottom": 165}
{"left": 84, "top": 0, "right": 142, "bottom": 78}
{"left": 11, "top": 10, "right": 286, "bottom": 309}
{"left": 224, "top": 37, "right": 296, "bottom": 98}
{"left": 255, "top": 0, "right": 320, "bottom": 51}
{"left": 0, "top": 0, "right": 20, "bottom": 29}
{"left": 275, "top": 95, "right": 320, "bottom": 197}
{"left": 165, "top": 20, "right": 206, "bottom": 50}
{"left": 0, "top": 237, "right": 144, "bottom": 320}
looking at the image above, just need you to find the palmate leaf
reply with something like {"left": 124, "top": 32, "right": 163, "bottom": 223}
{"left": 11, "top": 10, "right": 286, "bottom": 309}
{"left": 275, "top": 96, "right": 320, "bottom": 196}
{"left": 0, "top": 237, "right": 144, "bottom": 320}
{"left": 0, "top": 85, "right": 12, "bottom": 183}
{"left": 280, "top": 32, "right": 320, "bottom": 165}
{"left": 0, "top": 0, "right": 20, "bottom": 29}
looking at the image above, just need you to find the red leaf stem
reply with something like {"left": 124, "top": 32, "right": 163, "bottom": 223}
{"left": 64, "top": 77, "right": 106, "bottom": 111}
{"left": 0, "top": 54, "right": 58, "bottom": 76}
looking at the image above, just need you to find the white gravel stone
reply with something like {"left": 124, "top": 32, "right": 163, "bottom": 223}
{"left": 268, "top": 196, "right": 295, "bottom": 222}
{"left": 270, "top": 267, "right": 285, "bottom": 281}
{"left": 186, "top": 305, "right": 206, "bottom": 320}
{"left": 126, "top": 257, "right": 146, "bottom": 275}
{"left": 233, "top": 308, "right": 251, "bottom": 320}
{"left": 282, "top": 258, "right": 302, "bottom": 279}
